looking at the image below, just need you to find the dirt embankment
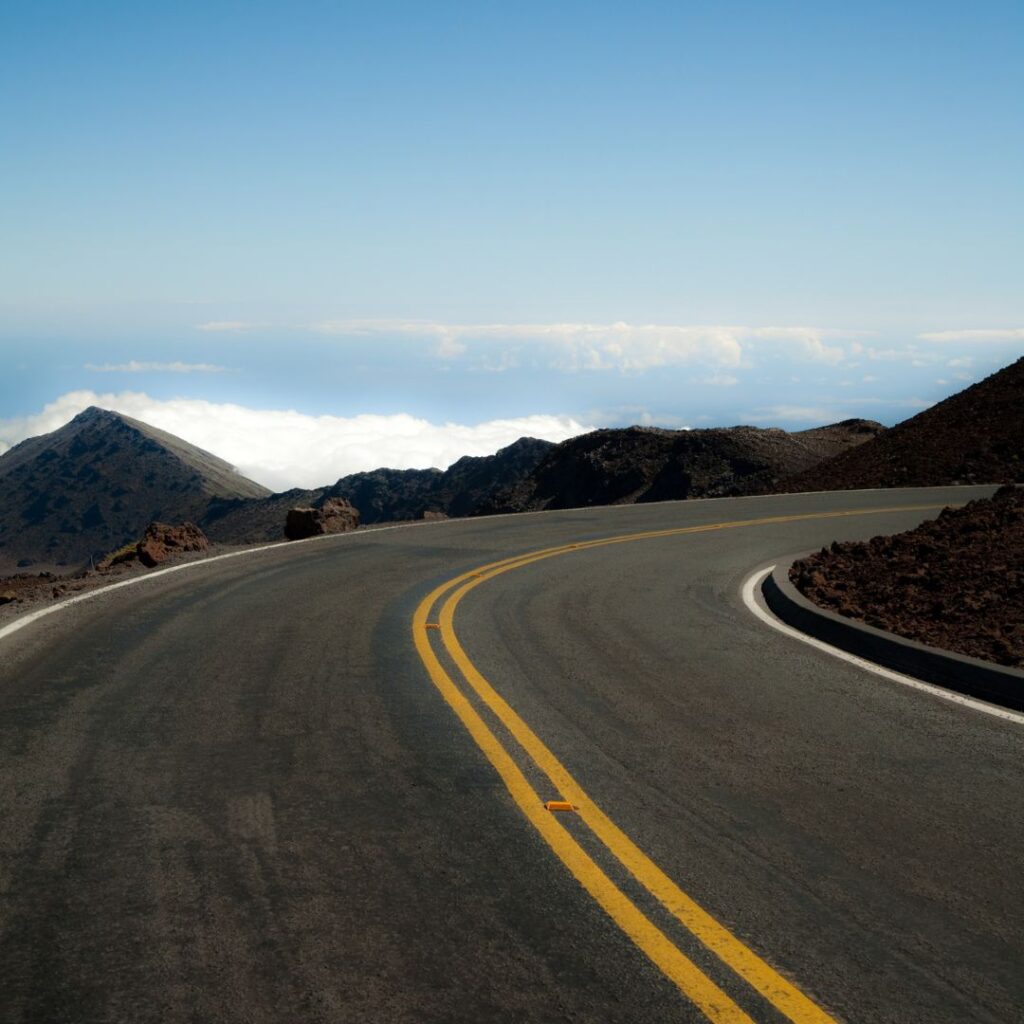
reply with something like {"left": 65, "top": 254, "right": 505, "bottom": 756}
{"left": 791, "top": 485, "right": 1024, "bottom": 668}
{"left": 0, "top": 546, "right": 219, "bottom": 625}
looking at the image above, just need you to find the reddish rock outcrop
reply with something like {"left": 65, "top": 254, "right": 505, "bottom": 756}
{"left": 791, "top": 485, "right": 1024, "bottom": 668}
{"left": 136, "top": 522, "right": 210, "bottom": 567}
{"left": 284, "top": 498, "right": 360, "bottom": 540}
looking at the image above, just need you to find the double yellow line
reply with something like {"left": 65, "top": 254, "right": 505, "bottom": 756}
{"left": 412, "top": 505, "right": 941, "bottom": 1022}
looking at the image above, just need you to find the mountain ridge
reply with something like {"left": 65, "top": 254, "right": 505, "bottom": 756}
{"left": 479, "top": 419, "right": 885, "bottom": 514}
{"left": 782, "top": 356, "right": 1024, "bottom": 491}
{"left": 8, "top": 353, "right": 1021, "bottom": 576}
{"left": 0, "top": 407, "right": 269, "bottom": 572}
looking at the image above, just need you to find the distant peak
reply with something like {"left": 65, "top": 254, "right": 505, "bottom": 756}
{"left": 72, "top": 406, "right": 120, "bottom": 424}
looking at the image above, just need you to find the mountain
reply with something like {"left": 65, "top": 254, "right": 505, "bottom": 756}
{"left": 478, "top": 419, "right": 885, "bottom": 514}
{"left": 0, "top": 407, "right": 270, "bottom": 572}
{"left": 201, "top": 437, "right": 555, "bottom": 542}
{"left": 327, "top": 437, "right": 555, "bottom": 521}
{"left": 782, "top": 356, "right": 1024, "bottom": 492}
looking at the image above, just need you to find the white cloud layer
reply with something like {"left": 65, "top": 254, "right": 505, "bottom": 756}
{"left": 917, "top": 328, "right": 1024, "bottom": 342}
{"left": 307, "top": 320, "right": 862, "bottom": 369}
{"left": 0, "top": 391, "right": 592, "bottom": 491}
{"left": 196, "top": 321, "right": 263, "bottom": 332}
{"left": 84, "top": 361, "right": 226, "bottom": 373}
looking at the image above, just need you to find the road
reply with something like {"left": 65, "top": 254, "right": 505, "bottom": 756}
{"left": 0, "top": 487, "right": 1020, "bottom": 1023}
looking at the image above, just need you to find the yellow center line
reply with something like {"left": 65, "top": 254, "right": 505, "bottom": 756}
{"left": 412, "top": 504, "right": 946, "bottom": 1022}
{"left": 413, "top": 596, "right": 755, "bottom": 1023}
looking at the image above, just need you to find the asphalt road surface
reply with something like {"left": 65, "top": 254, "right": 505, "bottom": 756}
{"left": 1, "top": 487, "right": 1020, "bottom": 1024}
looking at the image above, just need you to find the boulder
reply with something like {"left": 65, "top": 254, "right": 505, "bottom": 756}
{"left": 285, "top": 498, "right": 359, "bottom": 540}
{"left": 136, "top": 522, "right": 210, "bottom": 568}
{"left": 0, "top": 590, "right": 19, "bottom": 605}
{"left": 420, "top": 509, "right": 448, "bottom": 521}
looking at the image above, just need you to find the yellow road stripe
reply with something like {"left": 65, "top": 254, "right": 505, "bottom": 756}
{"left": 413, "top": 591, "right": 757, "bottom": 1023}
{"left": 413, "top": 504, "right": 946, "bottom": 1021}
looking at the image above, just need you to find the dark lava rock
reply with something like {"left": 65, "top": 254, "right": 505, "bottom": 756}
{"left": 480, "top": 420, "right": 884, "bottom": 514}
{"left": 285, "top": 498, "right": 360, "bottom": 540}
{"left": 203, "top": 437, "right": 554, "bottom": 541}
{"left": 791, "top": 485, "right": 1024, "bottom": 668}
{"left": 326, "top": 436, "right": 555, "bottom": 523}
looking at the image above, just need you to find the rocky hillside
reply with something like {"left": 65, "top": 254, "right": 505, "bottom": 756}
{"left": 203, "top": 436, "right": 555, "bottom": 541}
{"left": 479, "top": 419, "right": 884, "bottom": 514}
{"left": 328, "top": 436, "right": 554, "bottom": 521}
{"left": 791, "top": 485, "right": 1024, "bottom": 668}
{"left": 0, "top": 407, "right": 270, "bottom": 572}
{"left": 784, "top": 356, "right": 1024, "bottom": 491}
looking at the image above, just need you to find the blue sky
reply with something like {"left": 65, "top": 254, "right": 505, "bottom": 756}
{"left": 1, "top": 2, "right": 1021, "bottom": 487}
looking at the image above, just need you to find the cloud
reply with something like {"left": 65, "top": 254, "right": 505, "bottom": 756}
{"left": 745, "top": 405, "right": 838, "bottom": 424}
{"left": 0, "top": 391, "right": 592, "bottom": 491}
{"left": 702, "top": 373, "right": 739, "bottom": 387}
{"left": 310, "top": 320, "right": 861, "bottom": 370}
{"left": 196, "top": 321, "right": 263, "bottom": 332}
{"left": 84, "top": 361, "right": 226, "bottom": 373}
{"left": 744, "top": 394, "right": 933, "bottom": 426}
{"left": 917, "top": 328, "right": 1024, "bottom": 343}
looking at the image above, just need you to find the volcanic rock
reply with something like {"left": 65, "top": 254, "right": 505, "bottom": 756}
{"left": 203, "top": 437, "right": 554, "bottom": 541}
{"left": 136, "top": 522, "right": 210, "bottom": 568}
{"left": 284, "top": 498, "right": 360, "bottom": 540}
{"left": 480, "top": 420, "right": 884, "bottom": 514}
{"left": 791, "top": 485, "right": 1024, "bottom": 668}
{"left": 326, "top": 437, "right": 555, "bottom": 523}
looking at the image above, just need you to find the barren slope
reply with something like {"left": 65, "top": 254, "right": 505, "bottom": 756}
{"left": 0, "top": 408, "right": 269, "bottom": 572}
{"left": 784, "top": 356, "right": 1024, "bottom": 491}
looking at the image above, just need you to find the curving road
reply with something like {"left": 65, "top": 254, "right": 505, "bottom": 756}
{"left": 0, "top": 487, "right": 1021, "bottom": 1024}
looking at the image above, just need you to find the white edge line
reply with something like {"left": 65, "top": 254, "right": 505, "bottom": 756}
{"left": 742, "top": 566, "right": 1024, "bottom": 726}
{"left": 0, "top": 519, "right": 439, "bottom": 645}
{"left": 0, "top": 486, "right": 994, "bottom": 648}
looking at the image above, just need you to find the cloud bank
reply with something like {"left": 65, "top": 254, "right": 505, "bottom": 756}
{"left": 196, "top": 321, "right": 263, "bottom": 333}
{"left": 917, "top": 328, "right": 1024, "bottom": 343}
{"left": 309, "top": 320, "right": 860, "bottom": 369}
{"left": 0, "top": 392, "right": 592, "bottom": 491}
{"left": 84, "top": 361, "right": 226, "bottom": 373}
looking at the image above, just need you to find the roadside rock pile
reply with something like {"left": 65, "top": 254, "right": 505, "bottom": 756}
{"left": 791, "top": 485, "right": 1024, "bottom": 668}
{"left": 97, "top": 521, "right": 210, "bottom": 570}
{"left": 284, "top": 498, "right": 360, "bottom": 540}
{"left": 0, "top": 522, "right": 212, "bottom": 621}
{"left": 137, "top": 522, "right": 210, "bottom": 567}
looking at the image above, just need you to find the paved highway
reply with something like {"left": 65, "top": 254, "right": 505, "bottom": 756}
{"left": 0, "top": 487, "right": 1020, "bottom": 1023}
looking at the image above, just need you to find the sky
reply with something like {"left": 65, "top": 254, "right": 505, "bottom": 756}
{"left": 1, "top": 2, "right": 1021, "bottom": 489}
